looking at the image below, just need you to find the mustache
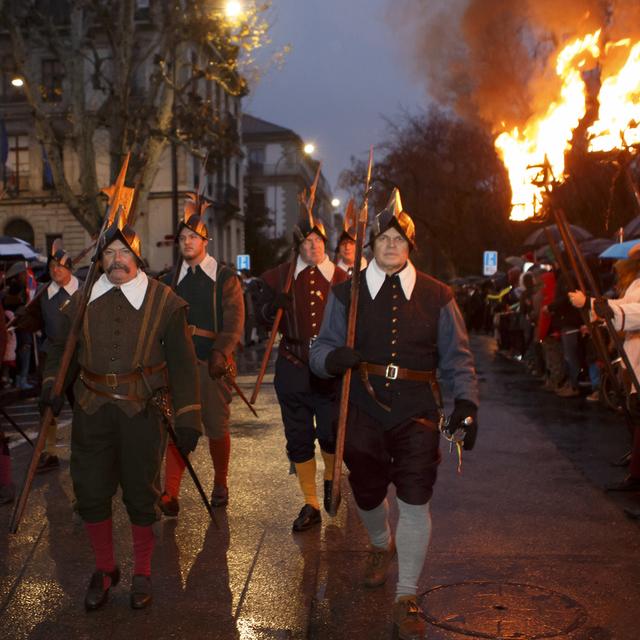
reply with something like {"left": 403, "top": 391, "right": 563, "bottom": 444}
{"left": 107, "top": 262, "right": 131, "bottom": 274}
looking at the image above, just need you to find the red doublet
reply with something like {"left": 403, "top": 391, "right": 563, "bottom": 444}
{"left": 261, "top": 261, "right": 347, "bottom": 364}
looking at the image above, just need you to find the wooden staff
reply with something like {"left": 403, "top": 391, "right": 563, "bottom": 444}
{"left": 544, "top": 226, "right": 636, "bottom": 433}
{"left": 329, "top": 147, "right": 374, "bottom": 516}
{"left": 554, "top": 207, "right": 640, "bottom": 400}
{"left": 9, "top": 155, "right": 132, "bottom": 534}
{"left": 250, "top": 163, "right": 323, "bottom": 405}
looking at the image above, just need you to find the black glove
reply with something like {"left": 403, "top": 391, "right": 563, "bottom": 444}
{"left": 593, "top": 297, "right": 614, "bottom": 321}
{"left": 39, "top": 383, "right": 64, "bottom": 417}
{"left": 208, "top": 350, "right": 228, "bottom": 379}
{"left": 325, "top": 347, "right": 362, "bottom": 376}
{"left": 272, "top": 292, "right": 292, "bottom": 312}
{"left": 447, "top": 399, "right": 478, "bottom": 451}
{"left": 174, "top": 428, "right": 200, "bottom": 457}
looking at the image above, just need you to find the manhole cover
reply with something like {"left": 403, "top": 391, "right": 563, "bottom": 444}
{"left": 420, "top": 581, "right": 587, "bottom": 639}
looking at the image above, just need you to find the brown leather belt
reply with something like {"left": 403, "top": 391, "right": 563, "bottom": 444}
{"left": 188, "top": 325, "right": 216, "bottom": 339}
{"left": 80, "top": 362, "right": 167, "bottom": 402}
{"left": 359, "top": 362, "right": 441, "bottom": 413}
{"left": 360, "top": 363, "right": 437, "bottom": 383}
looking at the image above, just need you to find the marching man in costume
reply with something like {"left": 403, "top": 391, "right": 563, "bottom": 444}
{"left": 335, "top": 199, "right": 367, "bottom": 276}
{"left": 310, "top": 190, "right": 479, "bottom": 640}
{"left": 41, "top": 210, "right": 202, "bottom": 611}
{"left": 16, "top": 245, "right": 80, "bottom": 473}
{"left": 160, "top": 194, "right": 244, "bottom": 516}
{"left": 257, "top": 209, "right": 348, "bottom": 532}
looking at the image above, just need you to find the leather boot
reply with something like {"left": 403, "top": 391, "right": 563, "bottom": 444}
{"left": 130, "top": 574, "right": 153, "bottom": 609}
{"left": 84, "top": 566, "right": 120, "bottom": 611}
{"left": 211, "top": 484, "right": 229, "bottom": 508}
{"left": 363, "top": 538, "right": 396, "bottom": 588}
{"left": 292, "top": 504, "right": 321, "bottom": 532}
{"left": 392, "top": 596, "right": 426, "bottom": 640}
{"left": 604, "top": 475, "right": 640, "bottom": 492}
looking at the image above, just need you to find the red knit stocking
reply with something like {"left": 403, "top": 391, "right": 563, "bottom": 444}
{"left": 85, "top": 519, "right": 115, "bottom": 576}
{"left": 209, "top": 433, "right": 230, "bottom": 488}
{"left": 131, "top": 524, "right": 155, "bottom": 577}
{"left": 164, "top": 441, "right": 186, "bottom": 499}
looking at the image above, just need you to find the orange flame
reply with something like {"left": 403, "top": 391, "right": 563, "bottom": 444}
{"left": 495, "top": 31, "right": 601, "bottom": 221}
{"left": 588, "top": 40, "right": 640, "bottom": 152}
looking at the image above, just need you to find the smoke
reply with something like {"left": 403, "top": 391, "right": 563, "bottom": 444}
{"left": 387, "top": 0, "right": 638, "bottom": 131}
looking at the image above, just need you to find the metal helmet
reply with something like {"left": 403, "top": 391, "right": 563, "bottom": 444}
{"left": 335, "top": 198, "right": 357, "bottom": 251}
{"left": 99, "top": 206, "right": 143, "bottom": 266}
{"left": 370, "top": 188, "right": 416, "bottom": 250}
{"left": 292, "top": 190, "right": 327, "bottom": 246}
{"left": 48, "top": 248, "right": 73, "bottom": 271}
{"left": 176, "top": 192, "right": 210, "bottom": 241}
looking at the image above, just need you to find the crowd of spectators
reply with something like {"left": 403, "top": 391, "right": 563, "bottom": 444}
{"left": 453, "top": 250, "right": 622, "bottom": 404}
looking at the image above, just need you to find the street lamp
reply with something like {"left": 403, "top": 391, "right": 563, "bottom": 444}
{"left": 272, "top": 142, "right": 315, "bottom": 238}
{"left": 10, "top": 77, "right": 24, "bottom": 88}
{"left": 331, "top": 198, "right": 340, "bottom": 208}
{"left": 225, "top": 1, "right": 242, "bottom": 19}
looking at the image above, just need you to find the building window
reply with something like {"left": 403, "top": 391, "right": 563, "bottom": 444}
{"left": 41, "top": 59, "right": 64, "bottom": 102}
{"left": 42, "top": 146, "right": 59, "bottom": 190}
{"left": 248, "top": 147, "right": 265, "bottom": 174}
{"left": 2, "top": 134, "right": 30, "bottom": 194}
{"left": 46, "top": 234, "right": 62, "bottom": 255}
{"left": 4, "top": 218, "right": 34, "bottom": 245}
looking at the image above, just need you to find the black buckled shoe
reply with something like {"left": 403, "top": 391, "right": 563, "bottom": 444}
{"left": 130, "top": 574, "right": 153, "bottom": 609}
{"left": 84, "top": 566, "right": 120, "bottom": 611}
{"left": 292, "top": 504, "right": 321, "bottom": 532}
{"left": 605, "top": 475, "right": 640, "bottom": 492}
{"left": 36, "top": 452, "right": 60, "bottom": 474}
{"left": 159, "top": 493, "right": 179, "bottom": 518}
{"left": 323, "top": 480, "right": 340, "bottom": 514}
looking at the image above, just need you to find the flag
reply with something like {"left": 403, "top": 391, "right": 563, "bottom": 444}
{"left": 41, "top": 145, "right": 53, "bottom": 187}
{"left": 25, "top": 265, "right": 37, "bottom": 302}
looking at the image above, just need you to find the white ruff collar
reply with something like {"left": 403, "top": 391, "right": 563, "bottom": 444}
{"left": 365, "top": 258, "right": 416, "bottom": 300}
{"left": 89, "top": 270, "right": 149, "bottom": 310}
{"left": 177, "top": 253, "right": 218, "bottom": 284}
{"left": 294, "top": 254, "right": 335, "bottom": 282}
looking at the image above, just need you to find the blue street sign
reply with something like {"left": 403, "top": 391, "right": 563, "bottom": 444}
{"left": 483, "top": 250, "right": 498, "bottom": 276}
{"left": 236, "top": 254, "right": 251, "bottom": 271}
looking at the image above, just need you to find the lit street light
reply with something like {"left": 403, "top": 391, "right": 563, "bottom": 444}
{"left": 225, "top": 1, "right": 243, "bottom": 19}
{"left": 331, "top": 198, "right": 341, "bottom": 208}
{"left": 11, "top": 77, "right": 24, "bottom": 87}
{"left": 272, "top": 141, "right": 316, "bottom": 238}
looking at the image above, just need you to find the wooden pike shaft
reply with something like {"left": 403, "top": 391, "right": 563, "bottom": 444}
{"left": 330, "top": 146, "right": 374, "bottom": 516}
{"left": 544, "top": 226, "right": 636, "bottom": 434}
{"left": 9, "top": 217, "right": 111, "bottom": 533}
{"left": 250, "top": 164, "right": 322, "bottom": 405}
{"left": 554, "top": 208, "right": 640, "bottom": 400}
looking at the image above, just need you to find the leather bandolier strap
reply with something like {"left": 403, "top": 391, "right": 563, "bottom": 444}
{"left": 358, "top": 362, "right": 444, "bottom": 417}
{"left": 79, "top": 362, "right": 167, "bottom": 402}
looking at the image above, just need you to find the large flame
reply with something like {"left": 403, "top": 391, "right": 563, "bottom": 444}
{"left": 495, "top": 31, "right": 601, "bottom": 221}
{"left": 588, "top": 40, "right": 640, "bottom": 152}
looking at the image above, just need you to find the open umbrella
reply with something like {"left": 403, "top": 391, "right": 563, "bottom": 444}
{"left": 523, "top": 224, "right": 592, "bottom": 248}
{"left": 578, "top": 237, "right": 615, "bottom": 256}
{"left": 0, "top": 236, "right": 39, "bottom": 259}
{"left": 599, "top": 239, "right": 640, "bottom": 260}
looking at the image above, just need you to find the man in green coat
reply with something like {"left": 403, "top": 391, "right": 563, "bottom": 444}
{"left": 42, "top": 222, "right": 202, "bottom": 612}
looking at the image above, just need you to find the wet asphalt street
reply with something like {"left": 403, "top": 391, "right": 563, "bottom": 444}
{"left": 1, "top": 335, "right": 639, "bottom": 640}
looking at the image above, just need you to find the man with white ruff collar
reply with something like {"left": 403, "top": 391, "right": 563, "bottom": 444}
{"left": 310, "top": 190, "right": 479, "bottom": 640}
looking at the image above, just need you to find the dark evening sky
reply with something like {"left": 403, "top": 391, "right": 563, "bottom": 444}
{"left": 244, "top": 0, "right": 427, "bottom": 202}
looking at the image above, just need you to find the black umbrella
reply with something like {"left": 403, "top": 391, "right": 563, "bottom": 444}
{"left": 522, "top": 224, "right": 592, "bottom": 249}
{"left": 578, "top": 237, "right": 614, "bottom": 256}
